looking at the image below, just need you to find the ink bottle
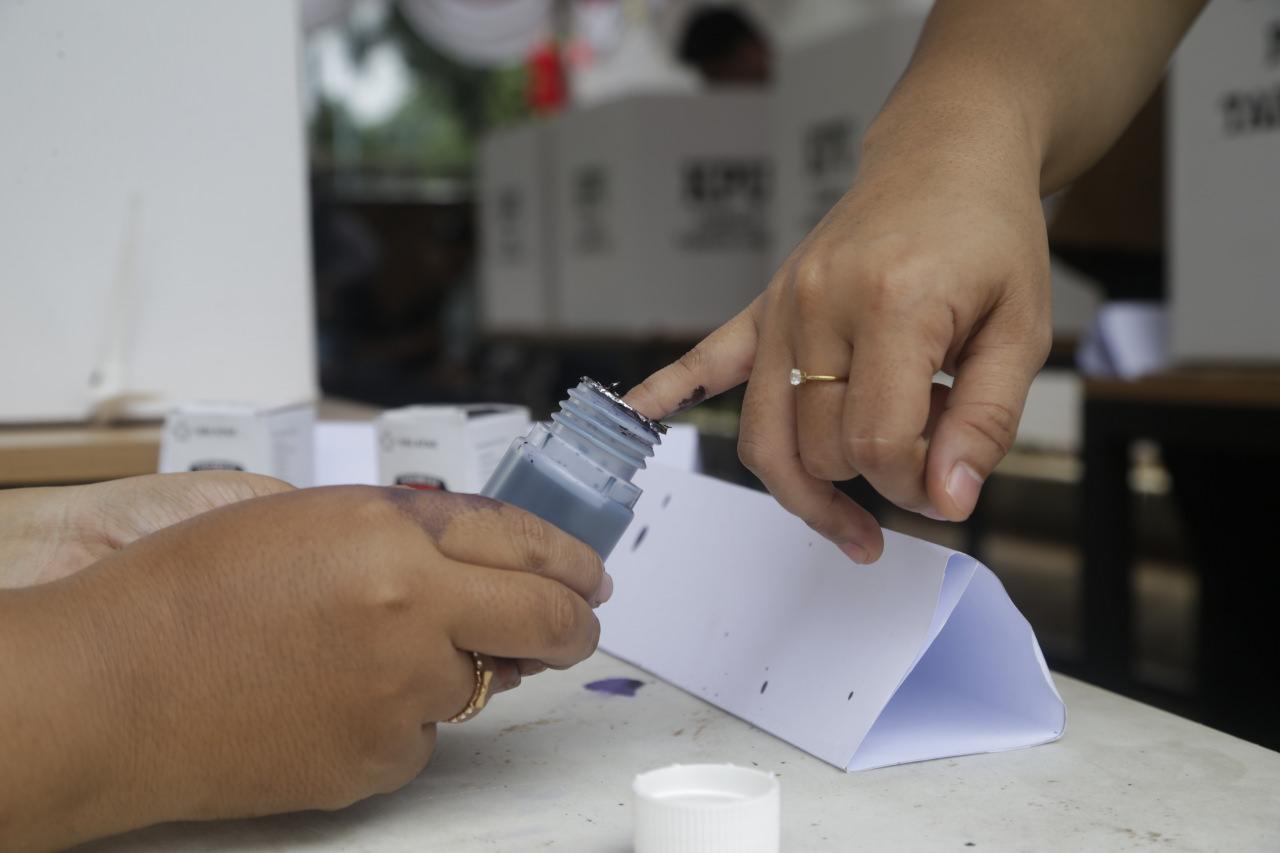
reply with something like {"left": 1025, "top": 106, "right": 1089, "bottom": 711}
{"left": 481, "top": 378, "right": 665, "bottom": 558}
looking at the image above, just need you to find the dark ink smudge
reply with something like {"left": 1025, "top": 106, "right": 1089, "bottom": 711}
{"left": 585, "top": 678, "right": 646, "bottom": 698}
{"left": 383, "top": 488, "right": 503, "bottom": 538}
{"left": 847, "top": 691, "right": 855, "bottom": 701}
{"left": 760, "top": 681, "right": 769, "bottom": 694}
{"left": 631, "top": 525, "right": 649, "bottom": 551}
{"left": 673, "top": 385, "right": 707, "bottom": 413}
{"left": 662, "top": 493, "right": 672, "bottom": 508}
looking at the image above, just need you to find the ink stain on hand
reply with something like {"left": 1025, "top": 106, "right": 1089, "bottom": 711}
{"left": 383, "top": 487, "right": 503, "bottom": 538}
{"left": 585, "top": 678, "right": 646, "bottom": 698}
{"left": 631, "top": 525, "right": 649, "bottom": 551}
{"left": 673, "top": 385, "right": 707, "bottom": 413}
{"left": 760, "top": 681, "right": 769, "bottom": 694}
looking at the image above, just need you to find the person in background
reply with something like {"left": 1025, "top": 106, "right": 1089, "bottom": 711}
{"left": 629, "top": 0, "right": 1207, "bottom": 564}
{"left": 677, "top": 4, "right": 772, "bottom": 85}
{"left": 0, "top": 474, "right": 607, "bottom": 851}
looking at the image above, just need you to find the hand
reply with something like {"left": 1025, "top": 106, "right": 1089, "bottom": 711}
{"left": 0, "top": 486, "right": 607, "bottom": 850}
{"left": 627, "top": 140, "right": 1051, "bottom": 563}
{"left": 0, "top": 472, "right": 293, "bottom": 588}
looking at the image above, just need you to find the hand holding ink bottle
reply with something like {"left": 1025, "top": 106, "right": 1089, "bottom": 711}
{"left": 481, "top": 378, "right": 665, "bottom": 558}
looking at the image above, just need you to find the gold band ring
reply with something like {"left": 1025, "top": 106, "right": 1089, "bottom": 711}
{"left": 444, "top": 651, "right": 495, "bottom": 724}
{"left": 789, "top": 368, "right": 847, "bottom": 386}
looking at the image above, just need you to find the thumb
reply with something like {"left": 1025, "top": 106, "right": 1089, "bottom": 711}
{"left": 926, "top": 336, "right": 1043, "bottom": 521}
{"left": 624, "top": 296, "right": 762, "bottom": 420}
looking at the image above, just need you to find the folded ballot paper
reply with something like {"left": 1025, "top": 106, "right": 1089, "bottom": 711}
{"left": 599, "top": 464, "right": 1066, "bottom": 772}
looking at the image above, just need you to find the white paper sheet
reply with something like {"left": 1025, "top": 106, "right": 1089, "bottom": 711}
{"left": 1077, "top": 300, "right": 1169, "bottom": 380}
{"left": 600, "top": 465, "right": 1065, "bottom": 772}
{"left": 652, "top": 423, "right": 700, "bottom": 473}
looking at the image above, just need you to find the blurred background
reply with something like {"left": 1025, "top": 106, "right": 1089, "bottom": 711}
{"left": 2, "top": 0, "right": 1278, "bottom": 752}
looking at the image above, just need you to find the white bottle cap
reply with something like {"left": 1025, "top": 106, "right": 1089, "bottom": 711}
{"left": 633, "top": 763, "right": 780, "bottom": 853}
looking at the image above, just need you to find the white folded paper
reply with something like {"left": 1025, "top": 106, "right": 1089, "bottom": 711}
{"left": 600, "top": 464, "right": 1066, "bottom": 772}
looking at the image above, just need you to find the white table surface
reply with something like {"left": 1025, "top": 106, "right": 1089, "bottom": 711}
{"left": 80, "top": 652, "right": 1280, "bottom": 852}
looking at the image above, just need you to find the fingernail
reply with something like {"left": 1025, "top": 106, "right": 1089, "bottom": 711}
{"left": 921, "top": 507, "right": 948, "bottom": 522}
{"left": 945, "top": 462, "right": 983, "bottom": 517}
{"left": 839, "top": 542, "right": 870, "bottom": 564}
{"left": 591, "top": 573, "right": 614, "bottom": 607}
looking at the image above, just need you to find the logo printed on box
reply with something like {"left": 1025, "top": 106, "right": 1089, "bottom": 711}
{"left": 800, "top": 117, "right": 860, "bottom": 231}
{"left": 377, "top": 405, "right": 532, "bottom": 495}
{"left": 677, "top": 158, "right": 769, "bottom": 252}
{"left": 572, "top": 165, "right": 611, "bottom": 254}
{"left": 159, "top": 403, "right": 315, "bottom": 487}
{"left": 496, "top": 186, "right": 527, "bottom": 263}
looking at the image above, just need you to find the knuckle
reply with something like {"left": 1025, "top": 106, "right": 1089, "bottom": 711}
{"left": 953, "top": 400, "right": 1019, "bottom": 456}
{"left": 843, "top": 434, "right": 909, "bottom": 474}
{"left": 788, "top": 254, "right": 831, "bottom": 314}
{"left": 577, "top": 545, "right": 605, "bottom": 589}
{"left": 542, "top": 584, "right": 582, "bottom": 650}
{"left": 352, "top": 488, "right": 396, "bottom": 526}
{"left": 509, "top": 509, "right": 552, "bottom": 576}
{"left": 860, "top": 264, "right": 912, "bottom": 313}
{"left": 855, "top": 250, "right": 939, "bottom": 317}
{"left": 675, "top": 343, "right": 708, "bottom": 380}
{"left": 348, "top": 558, "right": 417, "bottom": 625}
{"left": 801, "top": 452, "right": 853, "bottom": 483}
{"left": 736, "top": 434, "right": 772, "bottom": 477}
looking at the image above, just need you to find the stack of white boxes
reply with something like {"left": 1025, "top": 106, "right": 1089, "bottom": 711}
{"left": 478, "top": 92, "right": 772, "bottom": 337}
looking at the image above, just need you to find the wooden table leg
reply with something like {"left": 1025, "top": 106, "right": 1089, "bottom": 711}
{"left": 1081, "top": 398, "right": 1133, "bottom": 688}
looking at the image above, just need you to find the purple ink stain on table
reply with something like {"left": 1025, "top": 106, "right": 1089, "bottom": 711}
{"left": 584, "top": 677, "right": 646, "bottom": 697}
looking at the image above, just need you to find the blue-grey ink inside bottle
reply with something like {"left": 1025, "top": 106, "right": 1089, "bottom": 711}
{"left": 480, "top": 377, "right": 665, "bottom": 558}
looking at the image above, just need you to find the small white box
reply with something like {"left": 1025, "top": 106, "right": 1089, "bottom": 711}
{"left": 552, "top": 92, "right": 771, "bottom": 336}
{"left": 478, "top": 120, "right": 557, "bottom": 333}
{"left": 159, "top": 402, "right": 315, "bottom": 486}
{"left": 376, "top": 404, "right": 531, "bottom": 493}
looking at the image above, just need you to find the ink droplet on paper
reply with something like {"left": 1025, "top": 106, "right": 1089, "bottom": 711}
{"left": 631, "top": 525, "right": 649, "bottom": 551}
{"left": 585, "top": 678, "right": 646, "bottom": 698}
{"left": 760, "top": 681, "right": 769, "bottom": 694}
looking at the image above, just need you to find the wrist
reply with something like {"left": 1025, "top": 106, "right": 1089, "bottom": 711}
{"left": 0, "top": 571, "right": 178, "bottom": 849}
{"left": 860, "top": 67, "right": 1044, "bottom": 201}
